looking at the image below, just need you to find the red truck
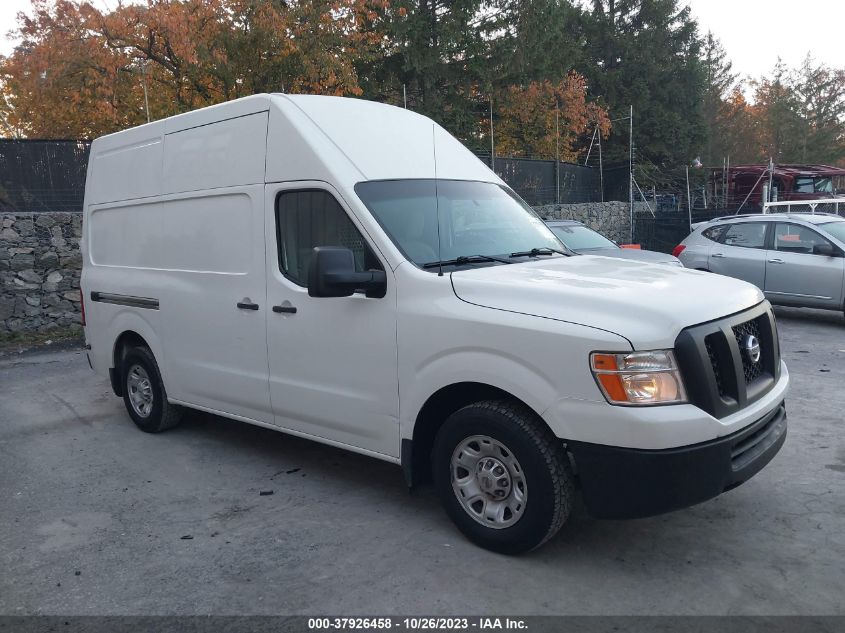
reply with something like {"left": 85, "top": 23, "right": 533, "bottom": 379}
{"left": 711, "top": 163, "right": 845, "bottom": 210}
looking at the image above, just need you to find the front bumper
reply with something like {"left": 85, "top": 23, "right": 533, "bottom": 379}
{"left": 568, "top": 401, "right": 787, "bottom": 519}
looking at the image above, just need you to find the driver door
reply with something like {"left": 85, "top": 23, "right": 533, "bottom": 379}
{"left": 263, "top": 183, "right": 400, "bottom": 458}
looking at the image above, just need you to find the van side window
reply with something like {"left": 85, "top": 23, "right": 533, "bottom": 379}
{"left": 721, "top": 222, "right": 767, "bottom": 249}
{"left": 275, "top": 190, "right": 382, "bottom": 286}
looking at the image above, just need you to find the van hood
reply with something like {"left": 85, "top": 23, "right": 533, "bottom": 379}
{"left": 450, "top": 255, "right": 765, "bottom": 349}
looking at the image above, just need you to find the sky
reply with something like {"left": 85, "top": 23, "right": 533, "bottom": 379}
{"left": 685, "top": 0, "right": 845, "bottom": 80}
{"left": 1, "top": 0, "right": 844, "bottom": 78}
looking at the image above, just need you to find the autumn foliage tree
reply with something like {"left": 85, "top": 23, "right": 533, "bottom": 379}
{"left": 3, "top": 0, "right": 843, "bottom": 168}
{"left": 0, "top": 0, "right": 390, "bottom": 138}
{"left": 702, "top": 56, "right": 845, "bottom": 167}
{"left": 494, "top": 73, "right": 610, "bottom": 162}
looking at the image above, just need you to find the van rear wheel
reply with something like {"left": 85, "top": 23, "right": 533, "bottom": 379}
{"left": 432, "top": 400, "right": 573, "bottom": 554}
{"left": 121, "top": 346, "right": 182, "bottom": 433}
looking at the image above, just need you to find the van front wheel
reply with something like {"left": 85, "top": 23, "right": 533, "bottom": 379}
{"left": 121, "top": 346, "right": 182, "bottom": 433}
{"left": 432, "top": 400, "right": 573, "bottom": 554}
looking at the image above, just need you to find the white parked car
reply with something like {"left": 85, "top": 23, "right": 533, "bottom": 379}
{"left": 81, "top": 94, "right": 788, "bottom": 553}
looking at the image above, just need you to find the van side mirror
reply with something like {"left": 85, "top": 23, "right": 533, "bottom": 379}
{"left": 812, "top": 242, "right": 835, "bottom": 257}
{"left": 307, "top": 246, "right": 387, "bottom": 298}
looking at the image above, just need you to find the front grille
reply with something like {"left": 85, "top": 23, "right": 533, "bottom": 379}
{"left": 732, "top": 318, "right": 764, "bottom": 384}
{"left": 674, "top": 303, "right": 780, "bottom": 419}
{"left": 705, "top": 335, "right": 727, "bottom": 398}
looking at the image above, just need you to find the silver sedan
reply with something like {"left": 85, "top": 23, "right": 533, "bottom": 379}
{"left": 676, "top": 213, "right": 845, "bottom": 316}
{"left": 546, "top": 220, "right": 683, "bottom": 266}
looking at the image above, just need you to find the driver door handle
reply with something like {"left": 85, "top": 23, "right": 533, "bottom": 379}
{"left": 768, "top": 258, "right": 785, "bottom": 264}
{"left": 237, "top": 301, "right": 259, "bottom": 310}
{"left": 711, "top": 253, "right": 725, "bottom": 258}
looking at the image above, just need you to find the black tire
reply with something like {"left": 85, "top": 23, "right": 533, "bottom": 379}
{"left": 432, "top": 400, "right": 574, "bottom": 554}
{"left": 120, "top": 345, "right": 182, "bottom": 433}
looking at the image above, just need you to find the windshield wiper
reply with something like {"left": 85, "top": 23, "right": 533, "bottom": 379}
{"left": 422, "top": 254, "right": 512, "bottom": 269}
{"left": 509, "top": 247, "right": 570, "bottom": 258}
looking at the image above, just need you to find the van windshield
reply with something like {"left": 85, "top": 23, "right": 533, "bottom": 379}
{"left": 355, "top": 180, "right": 563, "bottom": 269}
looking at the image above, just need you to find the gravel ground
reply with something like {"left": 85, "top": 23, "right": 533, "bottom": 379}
{"left": 1, "top": 306, "right": 843, "bottom": 616}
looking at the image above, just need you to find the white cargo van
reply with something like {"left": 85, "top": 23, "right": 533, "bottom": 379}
{"left": 81, "top": 94, "right": 788, "bottom": 553}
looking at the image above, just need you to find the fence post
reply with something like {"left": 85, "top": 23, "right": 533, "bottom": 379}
{"left": 629, "top": 105, "right": 634, "bottom": 244}
{"left": 598, "top": 127, "right": 604, "bottom": 203}
{"left": 489, "top": 96, "right": 495, "bottom": 171}
{"left": 686, "top": 166, "right": 692, "bottom": 232}
{"left": 555, "top": 106, "right": 560, "bottom": 204}
{"left": 554, "top": 159, "right": 559, "bottom": 204}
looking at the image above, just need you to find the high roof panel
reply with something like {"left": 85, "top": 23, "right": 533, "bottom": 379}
{"left": 276, "top": 94, "right": 498, "bottom": 184}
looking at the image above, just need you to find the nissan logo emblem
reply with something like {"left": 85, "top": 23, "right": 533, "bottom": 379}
{"left": 743, "top": 334, "right": 761, "bottom": 364}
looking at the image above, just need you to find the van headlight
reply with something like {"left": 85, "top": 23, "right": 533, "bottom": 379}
{"left": 590, "top": 351, "right": 687, "bottom": 405}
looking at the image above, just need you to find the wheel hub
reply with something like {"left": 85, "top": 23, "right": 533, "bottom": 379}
{"left": 476, "top": 457, "right": 511, "bottom": 499}
{"left": 127, "top": 364, "right": 154, "bottom": 418}
{"left": 451, "top": 435, "right": 527, "bottom": 529}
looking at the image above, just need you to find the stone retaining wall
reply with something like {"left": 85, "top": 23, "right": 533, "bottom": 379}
{"left": 534, "top": 201, "right": 635, "bottom": 244}
{"left": 1, "top": 213, "right": 83, "bottom": 335}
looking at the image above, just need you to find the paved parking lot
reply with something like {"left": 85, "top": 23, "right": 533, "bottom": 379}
{"left": 1, "top": 307, "right": 844, "bottom": 616}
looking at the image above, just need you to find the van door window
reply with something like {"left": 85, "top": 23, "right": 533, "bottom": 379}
{"left": 276, "top": 190, "right": 382, "bottom": 286}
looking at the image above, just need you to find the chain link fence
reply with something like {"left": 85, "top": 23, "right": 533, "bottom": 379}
{"left": 0, "top": 140, "right": 91, "bottom": 214}
{"left": 476, "top": 153, "right": 615, "bottom": 205}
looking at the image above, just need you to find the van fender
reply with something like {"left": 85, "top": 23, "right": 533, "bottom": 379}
{"left": 106, "top": 309, "right": 167, "bottom": 384}
{"left": 400, "top": 348, "right": 560, "bottom": 441}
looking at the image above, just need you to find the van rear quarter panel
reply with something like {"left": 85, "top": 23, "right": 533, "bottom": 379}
{"left": 84, "top": 106, "right": 271, "bottom": 421}
{"left": 89, "top": 193, "right": 252, "bottom": 273}
{"left": 163, "top": 112, "right": 268, "bottom": 194}
{"left": 87, "top": 130, "right": 162, "bottom": 205}
{"left": 85, "top": 185, "right": 270, "bottom": 421}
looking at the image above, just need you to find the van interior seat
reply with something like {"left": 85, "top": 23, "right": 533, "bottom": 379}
{"left": 394, "top": 209, "right": 438, "bottom": 264}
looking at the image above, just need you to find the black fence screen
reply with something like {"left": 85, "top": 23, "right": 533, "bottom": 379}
{"left": 0, "top": 140, "right": 91, "bottom": 213}
{"left": 476, "top": 154, "right": 608, "bottom": 205}
{"left": 633, "top": 209, "right": 746, "bottom": 254}
{"left": 0, "top": 140, "right": 623, "bottom": 213}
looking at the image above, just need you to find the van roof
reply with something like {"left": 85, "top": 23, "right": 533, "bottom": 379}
{"left": 86, "top": 94, "right": 500, "bottom": 206}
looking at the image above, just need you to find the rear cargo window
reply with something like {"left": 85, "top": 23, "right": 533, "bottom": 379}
{"left": 275, "top": 190, "right": 382, "bottom": 286}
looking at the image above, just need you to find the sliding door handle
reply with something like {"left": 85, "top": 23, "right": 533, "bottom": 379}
{"left": 237, "top": 300, "right": 259, "bottom": 310}
{"left": 767, "top": 258, "right": 785, "bottom": 264}
{"left": 711, "top": 253, "right": 725, "bottom": 258}
{"left": 272, "top": 305, "right": 297, "bottom": 314}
